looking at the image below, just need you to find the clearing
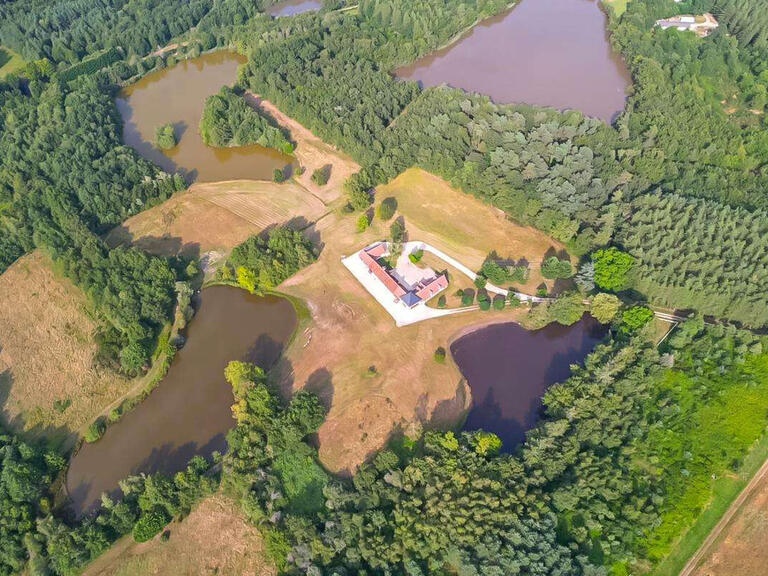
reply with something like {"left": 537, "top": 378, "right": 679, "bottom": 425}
{"left": 275, "top": 168, "right": 565, "bottom": 473}
{"left": 106, "top": 180, "right": 328, "bottom": 259}
{"left": 246, "top": 94, "right": 360, "bottom": 203}
{"left": 0, "top": 46, "right": 25, "bottom": 78}
{"left": 82, "top": 494, "right": 276, "bottom": 576}
{"left": 0, "top": 251, "right": 132, "bottom": 448}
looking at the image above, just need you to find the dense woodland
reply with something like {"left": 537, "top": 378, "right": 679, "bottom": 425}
{"left": 2, "top": 0, "right": 768, "bottom": 574}
{"left": 200, "top": 86, "right": 294, "bottom": 152}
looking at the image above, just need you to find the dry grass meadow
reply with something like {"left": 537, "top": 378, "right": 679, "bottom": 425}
{"left": 82, "top": 494, "right": 276, "bottom": 576}
{"left": 275, "top": 167, "right": 562, "bottom": 473}
{"left": 0, "top": 251, "right": 132, "bottom": 447}
{"left": 106, "top": 180, "right": 329, "bottom": 258}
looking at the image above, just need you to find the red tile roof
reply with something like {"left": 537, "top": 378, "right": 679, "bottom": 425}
{"left": 415, "top": 274, "right": 448, "bottom": 301}
{"left": 359, "top": 250, "right": 406, "bottom": 298}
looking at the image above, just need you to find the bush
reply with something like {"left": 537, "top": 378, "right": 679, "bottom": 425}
{"left": 311, "top": 166, "right": 330, "bottom": 186}
{"left": 541, "top": 257, "right": 573, "bottom": 279}
{"left": 155, "top": 123, "right": 176, "bottom": 150}
{"left": 437, "top": 295, "right": 447, "bottom": 308}
{"left": 461, "top": 291, "right": 474, "bottom": 306}
{"left": 408, "top": 249, "right": 423, "bottom": 263}
{"left": 478, "top": 299, "right": 491, "bottom": 311}
{"left": 377, "top": 197, "right": 397, "bottom": 220}
{"left": 356, "top": 213, "right": 370, "bottom": 232}
{"left": 273, "top": 168, "right": 286, "bottom": 183}
{"left": 133, "top": 511, "right": 169, "bottom": 543}
{"left": 493, "top": 295, "right": 506, "bottom": 310}
{"left": 508, "top": 293, "right": 521, "bottom": 308}
{"left": 474, "top": 274, "right": 487, "bottom": 289}
{"left": 84, "top": 418, "right": 106, "bottom": 443}
{"left": 434, "top": 347, "right": 446, "bottom": 363}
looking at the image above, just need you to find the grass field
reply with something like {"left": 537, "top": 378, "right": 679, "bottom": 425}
{"left": 82, "top": 494, "right": 276, "bottom": 576}
{"left": 106, "top": 180, "right": 329, "bottom": 259}
{"left": 0, "top": 46, "right": 25, "bottom": 78}
{"left": 275, "top": 168, "right": 563, "bottom": 473}
{"left": 650, "top": 432, "right": 768, "bottom": 576}
{"left": 0, "top": 251, "right": 132, "bottom": 448}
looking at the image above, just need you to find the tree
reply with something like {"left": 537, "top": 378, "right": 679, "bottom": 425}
{"left": 549, "top": 292, "right": 587, "bottom": 325}
{"left": 590, "top": 293, "right": 621, "bottom": 324}
{"left": 377, "top": 197, "right": 397, "bottom": 220}
{"left": 541, "top": 257, "right": 572, "bottom": 279}
{"left": 592, "top": 248, "right": 634, "bottom": 291}
{"left": 132, "top": 511, "right": 169, "bottom": 543}
{"left": 621, "top": 306, "right": 654, "bottom": 333}
{"left": 155, "top": 123, "right": 176, "bottom": 150}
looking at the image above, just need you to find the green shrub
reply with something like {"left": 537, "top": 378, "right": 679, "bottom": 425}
{"left": 493, "top": 295, "right": 506, "bottom": 310}
{"left": 437, "top": 294, "right": 447, "bottom": 308}
{"left": 478, "top": 299, "right": 491, "bottom": 311}
{"left": 408, "top": 249, "right": 423, "bottom": 263}
{"left": 434, "top": 347, "right": 446, "bottom": 363}
{"left": 474, "top": 274, "right": 487, "bottom": 289}
{"left": 461, "top": 291, "right": 474, "bottom": 306}
{"left": 84, "top": 418, "right": 106, "bottom": 443}
{"left": 273, "top": 168, "right": 286, "bottom": 183}
{"left": 132, "top": 511, "right": 169, "bottom": 543}
{"left": 107, "top": 407, "right": 122, "bottom": 423}
{"left": 311, "top": 166, "right": 330, "bottom": 186}
{"left": 356, "top": 213, "right": 370, "bottom": 232}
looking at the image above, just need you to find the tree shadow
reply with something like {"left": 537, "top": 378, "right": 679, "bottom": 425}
{"left": 304, "top": 368, "right": 334, "bottom": 412}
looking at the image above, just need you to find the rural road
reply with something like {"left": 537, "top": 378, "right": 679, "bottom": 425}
{"left": 678, "top": 455, "right": 768, "bottom": 576}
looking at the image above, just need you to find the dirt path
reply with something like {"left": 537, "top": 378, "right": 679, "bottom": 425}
{"left": 679, "top": 456, "right": 768, "bottom": 576}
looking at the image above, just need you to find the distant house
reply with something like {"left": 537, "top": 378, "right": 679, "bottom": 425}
{"left": 359, "top": 241, "right": 448, "bottom": 308}
{"left": 655, "top": 13, "right": 719, "bottom": 37}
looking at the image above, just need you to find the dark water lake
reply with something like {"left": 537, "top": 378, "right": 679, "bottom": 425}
{"left": 269, "top": 0, "right": 322, "bottom": 17}
{"left": 116, "top": 51, "right": 292, "bottom": 182}
{"left": 66, "top": 286, "right": 296, "bottom": 516}
{"left": 451, "top": 316, "right": 606, "bottom": 451}
{"left": 396, "top": 0, "right": 630, "bottom": 122}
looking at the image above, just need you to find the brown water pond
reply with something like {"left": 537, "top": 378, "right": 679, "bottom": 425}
{"left": 116, "top": 51, "right": 292, "bottom": 182}
{"left": 396, "top": 0, "right": 631, "bottom": 122}
{"left": 66, "top": 286, "right": 296, "bottom": 517}
{"left": 451, "top": 315, "right": 606, "bottom": 451}
{"left": 269, "top": 0, "right": 323, "bottom": 17}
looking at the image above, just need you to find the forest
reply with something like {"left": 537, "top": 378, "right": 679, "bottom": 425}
{"left": 200, "top": 86, "right": 294, "bottom": 153}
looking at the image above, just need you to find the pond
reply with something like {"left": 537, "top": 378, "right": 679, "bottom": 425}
{"left": 66, "top": 286, "right": 297, "bottom": 517}
{"left": 268, "top": 0, "right": 323, "bottom": 17}
{"left": 450, "top": 315, "right": 606, "bottom": 451}
{"left": 116, "top": 51, "right": 292, "bottom": 182}
{"left": 395, "top": 0, "right": 631, "bottom": 122}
